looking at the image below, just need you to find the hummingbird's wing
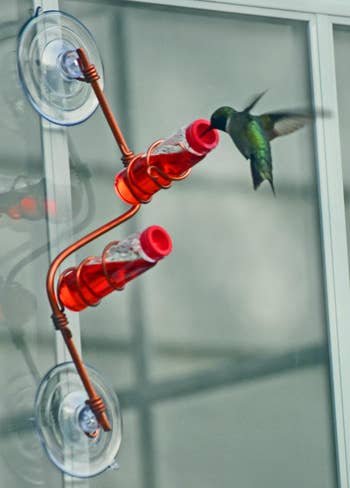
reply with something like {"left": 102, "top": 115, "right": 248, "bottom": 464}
{"left": 246, "top": 119, "right": 275, "bottom": 193}
{"left": 257, "top": 111, "right": 312, "bottom": 140}
{"left": 242, "top": 91, "right": 268, "bottom": 113}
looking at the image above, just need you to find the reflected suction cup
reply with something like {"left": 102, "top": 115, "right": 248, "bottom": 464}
{"left": 35, "top": 362, "right": 122, "bottom": 478}
{"left": 17, "top": 10, "right": 104, "bottom": 126}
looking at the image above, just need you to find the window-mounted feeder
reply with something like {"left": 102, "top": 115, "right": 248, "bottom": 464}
{"left": 17, "top": 8, "right": 219, "bottom": 479}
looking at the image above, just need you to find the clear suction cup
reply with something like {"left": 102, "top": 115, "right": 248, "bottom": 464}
{"left": 17, "top": 9, "right": 104, "bottom": 126}
{"left": 35, "top": 362, "right": 122, "bottom": 478}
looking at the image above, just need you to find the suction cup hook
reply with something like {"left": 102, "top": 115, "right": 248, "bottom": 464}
{"left": 17, "top": 9, "right": 104, "bottom": 126}
{"left": 35, "top": 362, "right": 122, "bottom": 478}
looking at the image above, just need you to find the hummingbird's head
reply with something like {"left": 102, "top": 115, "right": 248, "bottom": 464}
{"left": 210, "top": 106, "right": 235, "bottom": 132}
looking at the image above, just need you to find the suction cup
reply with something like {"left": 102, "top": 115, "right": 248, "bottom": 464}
{"left": 17, "top": 10, "right": 104, "bottom": 126}
{"left": 35, "top": 362, "right": 122, "bottom": 478}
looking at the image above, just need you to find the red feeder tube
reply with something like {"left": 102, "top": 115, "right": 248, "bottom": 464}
{"left": 58, "top": 225, "right": 172, "bottom": 312}
{"left": 115, "top": 119, "right": 219, "bottom": 204}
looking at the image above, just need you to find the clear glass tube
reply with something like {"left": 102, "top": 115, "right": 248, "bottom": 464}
{"left": 115, "top": 119, "right": 219, "bottom": 204}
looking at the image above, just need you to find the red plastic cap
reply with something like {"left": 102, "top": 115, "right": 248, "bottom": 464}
{"left": 140, "top": 225, "right": 173, "bottom": 261}
{"left": 186, "top": 119, "right": 219, "bottom": 155}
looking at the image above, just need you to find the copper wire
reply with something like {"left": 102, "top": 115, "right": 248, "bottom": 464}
{"left": 75, "top": 257, "right": 101, "bottom": 308}
{"left": 84, "top": 395, "right": 108, "bottom": 437}
{"left": 76, "top": 48, "right": 134, "bottom": 166}
{"left": 86, "top": 396, "right": 106, "bottom": 416}
{"left": 121, "top": 140, "right": 193, "bottom": 204}
{"left": 45, "top": 49, "right": 143, "bottom": 433}
{"left": 125, "top": 155, "right": 153, "bottom": 204}
{"left": 47, "top": 204, "right": 141, "bottom": 432}
{"left": 57, "top": 265, "right": 97, "bottom": 310}
{"left": 47, "top": 49, "right": 194, "bottom": 434}
{"left": 76, "top": 49, "right": 193, "bottom": 202}
{"left": 77, "top": 64, "right": 100, "bottom": 83}
{"left": 51, "top": 310, "right": 69, "bottom": 331}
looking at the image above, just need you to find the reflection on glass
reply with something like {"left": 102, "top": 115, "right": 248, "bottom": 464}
{"left": 334, "top": 25, "right": 350, "bottom": 268}
{"left": 0, "top": 5, "right": 61, "bottom": 486}
{"left": 0, "top": 36, "right": 95, "bottom": 481}
{"left": 0, "top": 151, "right": 111, "bottom": 478}
{"left": 63, "top": 2, "right": 337, "bottom": 488}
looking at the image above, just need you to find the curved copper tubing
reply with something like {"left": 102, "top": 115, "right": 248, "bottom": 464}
{"left": 76, "top": 48, "right": 134, "bottom": 166}
{"left": 47, "top": 204, "right": 141, "bottom": 431}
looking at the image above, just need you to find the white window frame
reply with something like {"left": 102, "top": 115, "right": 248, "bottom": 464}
{"left": 33, "top": 1, "right": 84, "bottom": 486}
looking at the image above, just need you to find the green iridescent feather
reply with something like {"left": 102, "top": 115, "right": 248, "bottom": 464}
{"left": 209, "top": 91, "right": 322, "bottom": 193}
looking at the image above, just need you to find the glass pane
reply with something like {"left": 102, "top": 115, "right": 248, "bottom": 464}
{"left": 62, "top": 2, "right": 337, "bottom": 487}
{"left": 334, "top": 25, "right": 350, "bottom": 267}
{"left": 0, "top": 2, "right": 61, "bottom": 487}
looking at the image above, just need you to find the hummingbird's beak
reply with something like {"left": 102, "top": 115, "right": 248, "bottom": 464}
{"left": 200, "top": 125, "right": 213, "bottom": 137}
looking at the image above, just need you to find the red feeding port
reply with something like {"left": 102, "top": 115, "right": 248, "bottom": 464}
{"left": 58, "top": 225, "right": 172, "bottom": 312}
{"left": 114, "top": 119, "right": 219, "bottom": 205}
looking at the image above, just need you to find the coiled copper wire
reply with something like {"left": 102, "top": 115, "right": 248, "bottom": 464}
{"left": 77, "top": 63, "right": 100, "bottom": 83}
{"left": 57, "top": 260, "right": 101, "bottom": 310}
{"left": 51, "top": 310, "right": 69, "bottom": 331}
{"left": 75, "top": 257, "right": 101, "bottom": 307}
{"left": 47, "top": 205, "right": 141, "bottom": 433}
{"left": 86, "top": 396, "right": 106, "bottom": 416}
{"left": 122, "top": 140, "right": 192, "bottom": 204}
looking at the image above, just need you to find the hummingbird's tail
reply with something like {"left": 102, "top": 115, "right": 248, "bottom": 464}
{"left": 250, "top": 155, "right": 275, "bottom": 196}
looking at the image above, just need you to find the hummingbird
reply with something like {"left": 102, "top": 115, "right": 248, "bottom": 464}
{"left": 208, "top": 91, "right": 315, "bottom": 193}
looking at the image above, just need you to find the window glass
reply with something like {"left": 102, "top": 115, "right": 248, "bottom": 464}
{"left": 0, "top": 2, "right": 61, "bottom": 486}
{"left": 334, "top": 25, "right": 350, "bottom": 267}
{"left": 62, "top": 3, "right": 337, "bottom": 487}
